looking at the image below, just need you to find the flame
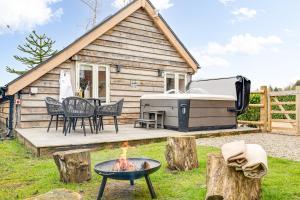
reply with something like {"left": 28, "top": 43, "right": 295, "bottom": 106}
{"left": 112, "top": 142, "right": 136, "bottom": 171}
{"left": 120, "top": 141, "right": 129, "bottom": 160}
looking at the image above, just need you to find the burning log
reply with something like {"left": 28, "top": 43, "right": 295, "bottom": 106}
{"left": 142, "top": 161, "right": 151, "bottom": 170}
{"left": 112, "top": 158, "right": 137, "bottom": 172}
{"left": 112, "top": 142, "right": 137, "bottom": 172}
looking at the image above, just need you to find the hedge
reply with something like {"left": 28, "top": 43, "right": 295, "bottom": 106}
{"left": 238, "top": 94, "right": 296, "bottom": 122}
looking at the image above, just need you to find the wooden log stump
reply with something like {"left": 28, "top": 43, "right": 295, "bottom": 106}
{"left": 53, "top": 149, "right": 91, "bottom": 183}
{"left": 206, "top": 153, "right": 261, "bottom": 200}
{"left": 165, "top": 136, "right": 199, "bottom": 171}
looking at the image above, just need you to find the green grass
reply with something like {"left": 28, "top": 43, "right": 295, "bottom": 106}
{"left": 0, "top": 140, "right": 300, "bottom": 200}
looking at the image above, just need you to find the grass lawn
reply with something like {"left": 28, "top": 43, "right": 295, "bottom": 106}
{"left": 1, "top": 140, "right": 300, "bottom": 200}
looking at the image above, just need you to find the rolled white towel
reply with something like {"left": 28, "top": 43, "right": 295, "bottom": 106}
{"left": 242, "top": 144, "right": 268, "bottom": 179}
{"left": 221, "top": 140, "right": 248, "bottom": 168}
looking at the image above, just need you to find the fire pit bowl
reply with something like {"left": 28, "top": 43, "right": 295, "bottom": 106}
{"left": 94, "top": 158, "right": 161, "bottom": 199}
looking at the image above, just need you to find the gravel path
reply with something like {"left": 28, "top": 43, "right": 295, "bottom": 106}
{"left": 197, "top": 133, "right": 300, "bottom": 161}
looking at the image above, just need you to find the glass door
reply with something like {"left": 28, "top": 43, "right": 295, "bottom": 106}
{"left": 79, "top": 64, "right": 93, "bottom": 98}
{"left": 76, "top": 63, "right": 110, "bottom": 102}
{"left": 97, "top": 66, "right": 108, "bottom": 103}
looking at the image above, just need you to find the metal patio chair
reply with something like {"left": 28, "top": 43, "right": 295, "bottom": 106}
{"left": 97, "top": 98, "right": 124, "bottom": 133}
{"left": 45, "top": 97, "right": 64, "bottom": 132}
{"left": 62, "top": 97, "right": 95, "bottom": 136}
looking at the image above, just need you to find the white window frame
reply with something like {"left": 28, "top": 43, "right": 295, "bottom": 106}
{"left": 76, "top": 62, "right": 110, "bottom": 103}
{"left": 164, "top": 72, "right": 187, "bottom": 93}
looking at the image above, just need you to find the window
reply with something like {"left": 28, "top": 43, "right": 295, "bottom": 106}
{"left": 164, "top": 72, "right": 187, "bottom": 93}
{"left": 166, "top": 73, "right": 175, "bottom": 91}
{"left": 76, "top": 63, "right": 110, "bottom": 103}
{"left": 179, "top": 74, "right": 186, "bottom": 92}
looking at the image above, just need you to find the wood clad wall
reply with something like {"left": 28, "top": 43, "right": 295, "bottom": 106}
{"left": 17, "top": 8, "right": 193, "bottom": 128}
{"left": 19, "top": 62, "right": 73, "bottom": 128}
{"left": 76, "top": 8, "right": 191, "bottom": 124}
{"left": 0, "top": 101, "right": 9, "bottom": 128}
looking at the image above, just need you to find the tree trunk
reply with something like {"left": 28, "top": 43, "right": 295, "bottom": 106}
{"left": 206, "top": 153, "right": 261, "bottom": 200}
{"left": 165, "top": 136, "right": 199, "bottom": 171}
{"left": 53, "top": 149, "right": 91, "bottom": 183}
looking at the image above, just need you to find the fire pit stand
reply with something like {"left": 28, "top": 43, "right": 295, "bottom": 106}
{"left": 94, "top": 158, "right": 161, "bottom": 199}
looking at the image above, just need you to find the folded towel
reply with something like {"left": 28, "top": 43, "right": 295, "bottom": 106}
{"left": 221, "top": 140, "right": 248, "bottom": 168}
{"left": 242, "top": 144, "right": 268, "bottom": 179}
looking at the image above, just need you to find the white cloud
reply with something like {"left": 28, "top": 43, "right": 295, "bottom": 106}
{"left": 219, "top": 0, "right": 235, "bottom": 6}
{"left": 0, "top": 0, "right": 63, "bottom": 34}
{"left": 205, "top": 34, "right": 283, "bottom": 55}
{"left": 284, "top": 28, "right": 293, "bottom": 34}
{"left": 192, "top": 34, "right": 283, "bottom": 68}
{"left": 192, "top": 49, "right": 230, "bottom": 68}
{"left": 113, "top": 0, "right": 173, "bottom": 11}
{"left": 112, "top": 0, "right": 132, "bottom": 9}
{"left": 232, "top": 7, "right": 257, "bottom": 22}
{"left": 151, "top": 0, "right": 173, "bottom": 11}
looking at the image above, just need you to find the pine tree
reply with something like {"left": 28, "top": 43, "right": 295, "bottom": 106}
{"left": 6, "top": 31, "right": 57, "bottom": 75}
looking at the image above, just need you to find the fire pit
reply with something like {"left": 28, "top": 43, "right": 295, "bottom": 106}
{"left": 94, "top": 157, "right": 161, "bottom": 199}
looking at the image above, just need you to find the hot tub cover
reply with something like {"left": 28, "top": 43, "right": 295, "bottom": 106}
{"left": 140, "top": 93, "right": 236, "bottom": 101}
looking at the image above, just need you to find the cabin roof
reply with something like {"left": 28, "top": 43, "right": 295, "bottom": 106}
{"left": 4, "top": 0, "right": 200, "bottom": 96}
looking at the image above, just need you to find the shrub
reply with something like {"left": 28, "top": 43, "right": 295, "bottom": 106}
{"left": 238, "top": 94, "right": 261, "bottom": 122}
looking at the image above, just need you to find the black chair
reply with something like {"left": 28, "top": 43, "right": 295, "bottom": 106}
{"left": 97, "top": 99, "right": 124, "bottom": 133}
{"left": 62, "top": 97, "right": 95, "bottom": 136}
{"left": 45, "top": 97, "right": 64, "bottom": 132}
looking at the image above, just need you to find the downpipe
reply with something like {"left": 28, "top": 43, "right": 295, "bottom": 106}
{"left": 6, "top": 95, "right": 15, "bottom": 138}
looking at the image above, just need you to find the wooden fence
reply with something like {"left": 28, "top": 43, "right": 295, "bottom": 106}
{"left": 237, "top": 86, "right": 300, "bottom": 134}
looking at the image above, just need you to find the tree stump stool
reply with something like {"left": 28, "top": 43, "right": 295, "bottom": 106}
{"left": 206, "top": 153, "right": 261, "bottom": 200}
{"left": 53, "top": 149, "right": 91, "bottom": 183}
{"left": 165, "top": 136, "right": 199, "bottom": 171}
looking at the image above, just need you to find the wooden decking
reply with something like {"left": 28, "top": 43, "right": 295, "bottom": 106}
{"left": 15, "top": 125, "right": 259, "bottom": 157}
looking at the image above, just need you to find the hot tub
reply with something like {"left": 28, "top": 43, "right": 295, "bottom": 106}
{"left": 140, "top": 76, "right": 251, "bottom": 132}
{"left": 140, "top": 94, "right": 237, "bottom": 132}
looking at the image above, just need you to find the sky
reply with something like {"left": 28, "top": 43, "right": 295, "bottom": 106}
{"left": 0, "top": 0, "right": 300, "bottom": 90}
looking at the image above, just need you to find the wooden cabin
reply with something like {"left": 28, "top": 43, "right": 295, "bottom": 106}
{"left": 0, "top": 0, "right": 199, "bottom": 134}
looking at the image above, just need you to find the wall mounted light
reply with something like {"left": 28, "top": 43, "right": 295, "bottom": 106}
{"left": 116, "top": 65, "right": 122, "bottom": 73}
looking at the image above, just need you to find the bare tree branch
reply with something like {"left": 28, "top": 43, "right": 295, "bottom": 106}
{"left": 81, "top": 0, "right": 101, "bottom": 29}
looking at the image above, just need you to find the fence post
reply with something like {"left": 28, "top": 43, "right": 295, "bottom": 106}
{"left": 260, "top": 86, "right": 268, "bottom": 132}
{"left": 296, "top": 86, "right": 300, "bottom": 135}
{"left": 267, "top": 87, "right": 272, "bottom": 132}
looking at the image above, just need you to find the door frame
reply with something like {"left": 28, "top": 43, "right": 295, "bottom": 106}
{"left": 75, "top": 62, "right": 110, "bottom": 103}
